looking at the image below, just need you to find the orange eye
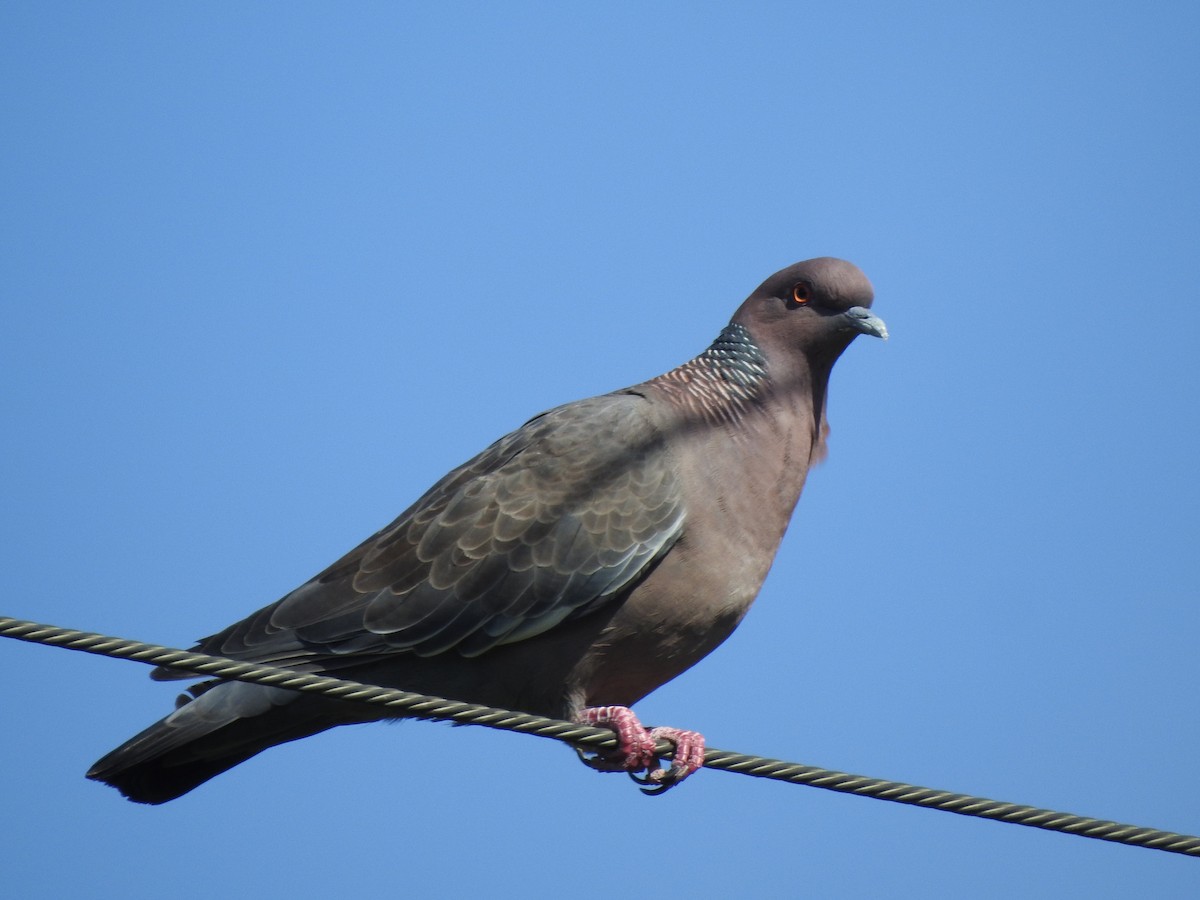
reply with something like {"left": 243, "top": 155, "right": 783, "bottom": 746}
{"left": 792, "top": 284, "right": 809, "bottom": 305}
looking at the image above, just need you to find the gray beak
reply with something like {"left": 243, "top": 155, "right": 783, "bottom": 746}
{"left": 842, "top": 306, "right": 888, "bottom": 340}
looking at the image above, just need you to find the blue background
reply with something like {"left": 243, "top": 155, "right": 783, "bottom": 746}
{"left": 3, "top": 3, "right": 1198, "bottom": 897}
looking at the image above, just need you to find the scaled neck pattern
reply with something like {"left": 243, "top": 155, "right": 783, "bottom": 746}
{"left": 647, "top": 323, "right": 770, "bottom": 425}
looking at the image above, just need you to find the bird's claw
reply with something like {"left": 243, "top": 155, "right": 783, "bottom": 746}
{"left": 627, "top": 763, "right": 684, "bottom": 795}
{"left": 573, "top": 707, "right": 705, "bottom": 794}
{"left": 637, "top": 725, "right": 706, "bottom": 795}
{"left": 574, "top": 745, "right": 635, "bottom": 773}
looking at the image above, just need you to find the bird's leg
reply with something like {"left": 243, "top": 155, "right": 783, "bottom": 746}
{"left": 573, "top": 706, "right": 705, "bottom": 794}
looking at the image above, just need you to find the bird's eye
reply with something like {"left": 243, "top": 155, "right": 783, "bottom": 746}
{"left": 791, "top": 284, "right": 809, "bottom": 305}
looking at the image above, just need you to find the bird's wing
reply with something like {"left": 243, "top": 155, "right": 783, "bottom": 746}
{"left": 164, "top": 392, "right": 684, "bottom": 674}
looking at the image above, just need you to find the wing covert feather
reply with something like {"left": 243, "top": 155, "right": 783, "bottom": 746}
{"left": 189, "top": 393, "right": 685, "bottom": 669}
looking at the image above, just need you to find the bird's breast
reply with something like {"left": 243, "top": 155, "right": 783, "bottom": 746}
{"left": 568, "top": 404, "right": 816, "bottom": 707}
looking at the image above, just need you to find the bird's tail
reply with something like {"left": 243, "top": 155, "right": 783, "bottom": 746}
{"left": 86, "top": 680, "right": 344, "bottom": 804}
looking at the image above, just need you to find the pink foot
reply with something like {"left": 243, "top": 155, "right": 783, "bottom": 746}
{"left": 574, "top": 706, "right": 706, "bottom": 794}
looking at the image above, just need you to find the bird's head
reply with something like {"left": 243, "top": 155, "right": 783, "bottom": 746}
{"left": 733, "top": 257, "right": 888, "bottom": 361}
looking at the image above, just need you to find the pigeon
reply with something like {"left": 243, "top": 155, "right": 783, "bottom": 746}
{"left": 87, "top": 257, "right": 887, "bottom": 803}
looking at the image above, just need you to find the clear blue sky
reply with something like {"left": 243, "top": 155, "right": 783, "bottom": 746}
{"left": 3, "top": 3, "right": 1198, "bottom": 897}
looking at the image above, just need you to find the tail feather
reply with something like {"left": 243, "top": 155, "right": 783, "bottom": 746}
{"left": 86, "top": 681, "right": 346, "bottom": 804}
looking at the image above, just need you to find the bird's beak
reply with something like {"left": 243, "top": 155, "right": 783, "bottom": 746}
{"left": 842, "top": 306, "right": 888, "bottom": 341}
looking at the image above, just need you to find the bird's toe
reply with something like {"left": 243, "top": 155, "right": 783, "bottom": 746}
{"left": 631, "top": 726, "right": 705, "bottom": 795}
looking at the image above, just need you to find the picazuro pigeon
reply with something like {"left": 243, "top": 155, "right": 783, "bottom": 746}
{"left": 88, "top": 256, "right": 887, "bottom": 803}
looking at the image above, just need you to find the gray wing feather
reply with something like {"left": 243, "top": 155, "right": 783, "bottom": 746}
{"left": 162, "top": 393, "right": 684, "bottom": 675}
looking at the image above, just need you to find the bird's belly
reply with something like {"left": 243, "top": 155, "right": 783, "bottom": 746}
{"left": 570, "top": 423, "right": 810, "bottom": 707}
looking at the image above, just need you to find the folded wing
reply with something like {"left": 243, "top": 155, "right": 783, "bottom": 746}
{"left": 162, "top": 393, "right": 685, "bottom": 675}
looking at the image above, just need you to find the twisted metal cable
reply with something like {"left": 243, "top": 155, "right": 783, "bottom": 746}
{"left": 3, "top": 614, "right": 1198, "bottom": 858}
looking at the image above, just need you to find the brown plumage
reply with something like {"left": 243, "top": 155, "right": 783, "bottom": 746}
{"left": 87, "top": 257, "right": 886, "bottom": 803}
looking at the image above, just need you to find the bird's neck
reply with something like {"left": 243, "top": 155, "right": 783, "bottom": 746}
{"left": 641, "top": 322, "right": 832, "bottom": 484}
{"left": 642, "top": 323, "right": 771, "bottom": 422}
{"left": 641, "top": 324, "right": 828, "bottom": 545}
{"left": 644, "top": 322, "right": 824, "bottom": 429}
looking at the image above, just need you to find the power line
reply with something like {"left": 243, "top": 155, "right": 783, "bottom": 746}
{"left": 3, "top": 614, "right": 1197, "bottom": 858}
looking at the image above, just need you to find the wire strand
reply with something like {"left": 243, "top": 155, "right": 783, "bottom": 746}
{"left": 3, "top": 614, "right": 1197, "bottom": 858}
